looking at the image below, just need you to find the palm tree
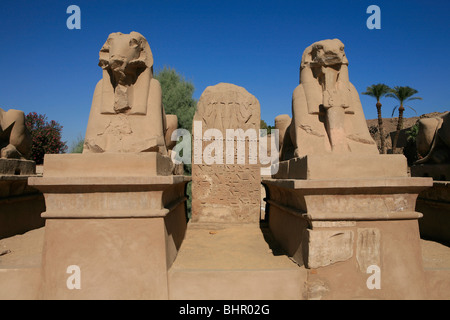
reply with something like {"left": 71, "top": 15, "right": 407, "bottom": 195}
{"left": 362, "top": 84, "right": 391, "bottom": 154}
{"left": 387, "top": 86, "right": 422, "bottom": 152}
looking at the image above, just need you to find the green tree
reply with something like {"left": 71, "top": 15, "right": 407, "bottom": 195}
{"left": 260, "top": 119, "right": 269, "bottom": 136}
{"left": 154, "top": 67, "right": 197, "bottom": 132}
{"left": 155, "top": 67, "right": 197, "bottom": 220}
{"left": 260, "top": 119, "right": 268, "bottom": 130}
{"left": 70, "top": 135, "right": 84, "bottom": 153}
{"left": 387, "top": 86, "right": 422, "bottom": 151}
{"left": 260, "top": 119, "right": 275, "bottom": 136}
{"left": 25, "top": 112, "right": 68, "bottom": 164}
{"left": 403, "top": 123, "right": 420, "bottom": 165}
{"left": 362, "top": 84, "right": 391, "bottom": 154}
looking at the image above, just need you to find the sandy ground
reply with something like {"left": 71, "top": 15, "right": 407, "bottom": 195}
{"left": 421, "top": 239, "right": 450, "bottom": 270}
{"left": 171, "top": 223, "right": 298, "bottom": 270}
{"left": 1, "top": 224, "right": 450, "bottom": 271}
{"left": 0, "top": 227, "right": 45, "bottom": 268}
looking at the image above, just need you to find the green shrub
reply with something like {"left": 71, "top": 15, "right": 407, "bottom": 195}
{"left": 25, "top": 112, "right": 68, "bottom": 164}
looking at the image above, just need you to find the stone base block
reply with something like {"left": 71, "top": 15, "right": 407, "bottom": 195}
{"left": 0, "top": 192, "right": 45, "bottom": 239}
{"left": 305, "top": 220, "right": 427, "bottom": 300}
{"left": 168, "top": 269, "right": 306, "bottom": 300}
{"left": 42, "top": 152, "right": 174, "bottom": 177}
{"left": 0, "top": 268, "right": 41, "bottom": 300}
{"left": 0, "top": 158, "right": 35, "bottom": 176}
{"left": 273, "top": 154, "right": 408, "bottom": 180}
{"left": 28, "top": 153, "right": 190, "bottom": 299}
{"left": 415, "top": 181, "right": 450, "bottom": 243}
{"left": 39, "top": 217, "right": 186, "bottom": 299}
{"left": 262, "top": 175, "right": 433, "bottom": 299}
{"left": 0, "top": 163, "right": 45, "bottom": 238}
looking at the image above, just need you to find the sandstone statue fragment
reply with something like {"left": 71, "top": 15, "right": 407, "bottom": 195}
{"left": 165, "top": 114, "right": 178, "bottom": 151}
{"left": 281, "top": 39, "right": 378, "bottom": 160}
{"left": 274, "top": 114, "right": 291, "bottom": 159}
{"left": 83, "top": 31, "right": 169, "bottom": 154}
{"left": 0, "top": 108, "right": 31, "bottom": 160}
{"left": 416, "top": 112, "right": 450, "bottom": 164}
{"left": 0, "top": 108, "right": 41, "bottom": 239}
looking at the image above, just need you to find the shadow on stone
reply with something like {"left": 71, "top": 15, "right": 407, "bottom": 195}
{"left": 259, "top": 221, "right": 288, "bottom": 257}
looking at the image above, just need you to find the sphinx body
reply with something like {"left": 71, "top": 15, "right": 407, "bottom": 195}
{"left": 416, "top": 112, "right": 450, "bottom": 164}
{"left": 84, "top": 32, "right": 168, "bottom": 154}
{"left": 274, "top": 114, "right": 291, "bottom": 159}
{"left": 281, "top": 39, "right": 378, "bottom": 160}
{"left": 0, "top": 108, "right": 31, "bottom": 159}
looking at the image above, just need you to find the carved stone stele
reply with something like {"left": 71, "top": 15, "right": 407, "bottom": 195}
{"left": 192, "top": 83, "right": 261, "bottom": 223}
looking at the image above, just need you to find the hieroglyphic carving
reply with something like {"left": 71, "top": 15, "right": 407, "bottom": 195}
{"left": 192, "top": 164, "right": 261, "bottom": 223}
{"left": 356, "top": 228, "right": 381, "bottom": 272}
{"left": 194, "top": 83, "right": 259, "bottom": 132}
{"left": 305, "top": 229, "right": 354, "bottom": 268}
{"left": 191, "top": 83, "right": 261, "bottom": 223}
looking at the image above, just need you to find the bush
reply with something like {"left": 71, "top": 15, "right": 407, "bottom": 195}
{"left": 154, "top": 67, "right": 197, "bottom": 132}
{"left": 155, "top": 66, "right": 197, "bottom": 179}
{"left": 403, "top": 123, "right": 419, "bottom": 165}
{"left": 25, "top": 112, "right": 68, "bottom": 164}
{"left": 70, "top": 135, "right": 84, "bottom": 153}
{"left": 260, "top": 119, "right": 275, "bottom": 136}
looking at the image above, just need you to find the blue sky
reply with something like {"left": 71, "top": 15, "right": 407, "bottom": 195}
{"left": 0, "top": 0, "right": 449, "bottom": 147}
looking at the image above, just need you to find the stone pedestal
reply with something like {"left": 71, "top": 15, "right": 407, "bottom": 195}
{"left": 263, "top": 154, "right": 433, "bottom": 299}
{"left": 28, "top": 153, "right": 190, "bottom": 299}
{"left": 273, "top": 154, "right": 408, "bottom": 180}
{"left": 411, "top": 164, "right": 450, "bottom": 243}
{"left": 0, "top": 158, "right": 35, "bottom": 176}
{"left": 0, "top": 159, "right": 45, "bottom": 239}
{"left": 415, "top": 181, "right": 450, "bottom": 244}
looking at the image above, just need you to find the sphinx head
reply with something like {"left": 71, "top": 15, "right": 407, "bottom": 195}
{"left": 301, "top": 39, "right": 348, "bottom": 70}
{"left": 98, "top": 31, "right": 153, "bottom": 85}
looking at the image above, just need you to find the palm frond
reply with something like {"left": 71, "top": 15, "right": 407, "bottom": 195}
{"left": 387, "top": 86, "right": 422, "bottom": 105}
{"left": 391, "top": 106, "right": 398, "bottom": 117}
{"left": 386, "top": 93, "right": 399, "bottom": 100}
{"left": 362, "top": 84, "right": 391, "bottom": 100}
{"left": 361, "top": 90, "right": 374, "bottom": 97}
{"left": 405, "top": 105, "right": 418, "bottom": 114}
